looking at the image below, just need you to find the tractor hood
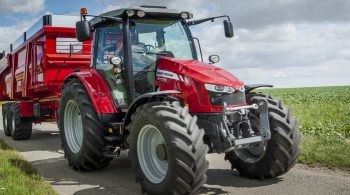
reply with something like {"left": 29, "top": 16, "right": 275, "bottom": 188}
{"left": 157, "top": 58, "right": 244, "bottom": 88}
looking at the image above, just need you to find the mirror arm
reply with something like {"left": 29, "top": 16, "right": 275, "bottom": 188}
{"left": 187, "top": 15, "right": 231, "bottom": 26}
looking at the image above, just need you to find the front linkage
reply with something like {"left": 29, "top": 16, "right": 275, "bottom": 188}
{"left": 221, "top": 99, "right": 271, "bottom": 153}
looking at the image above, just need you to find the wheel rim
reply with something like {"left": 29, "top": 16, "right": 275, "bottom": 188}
{"left": 137, "top": 124, "right": 168, "bottom": 184}
{"left": 234, "top": 114, "right": 268, "bottom": 163}
{"left": 64, "top": 100, "right": 84, "bottom": 154}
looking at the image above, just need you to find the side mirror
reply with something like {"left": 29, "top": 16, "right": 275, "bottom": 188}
{"left": 223, "top": 20, "right": 234, "bottom": 38}
{"left": 209, "top": 55, "right": 220, "bottom": 64}
{"left": 76, "top": 20, "right": 91, "bottom": 42}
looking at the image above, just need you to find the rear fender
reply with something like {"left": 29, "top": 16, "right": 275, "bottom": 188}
{"left": 124, "top": 90, "right": 181, "bottom": 127}
{"left": 63, "top": 70, "right": 117, "bottom": 114}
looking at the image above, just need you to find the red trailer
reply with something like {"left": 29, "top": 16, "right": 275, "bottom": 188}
{"left": 0, "top": 15, "right": 91, "bottom": 132}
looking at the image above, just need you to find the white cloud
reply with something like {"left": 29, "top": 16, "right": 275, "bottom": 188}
{"left": 0, "top": 20, "right": 37, "bottom": 51}
{"left": 0, "top": 0, "right": 45, "bottom": 14}
{"left": 189, "top": 21, "right": 350, "bottom": 87}
{"left": 273, "top": 72, "right": 288, "bottom": 78}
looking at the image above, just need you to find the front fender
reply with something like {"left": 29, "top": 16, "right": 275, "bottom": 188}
{"left": 124, "top": 90, "right": 181, "bottom": 127}
{"left": 63, "top": 70, "right": 117, "bottom": 114}
{"left": 245, "top": 84, "right": 273, "bottom": 93}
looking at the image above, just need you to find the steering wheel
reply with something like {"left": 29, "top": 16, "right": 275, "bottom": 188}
{"left": 145, "top": 44, "right": 155, "bottom": 51}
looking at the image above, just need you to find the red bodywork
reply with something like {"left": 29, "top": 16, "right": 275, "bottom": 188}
{"left": 156, "top": 58, "right": 245, "bottom": 113}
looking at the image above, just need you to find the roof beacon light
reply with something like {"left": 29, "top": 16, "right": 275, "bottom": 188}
{"left": 80, "top": 8, "right": 88, "bottom": 15}
{"left": 180, "top": 12, "right": 189, "bottom": 19}
{"left": 137, "top": 10, "right": 146, "bottom": 17}
{"left": 126, "top": 10, "right": 135, "bottom": 17}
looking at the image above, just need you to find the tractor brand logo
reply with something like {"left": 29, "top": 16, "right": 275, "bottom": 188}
{"left": 156, "top": 70, "right": 179, "bottom": 81}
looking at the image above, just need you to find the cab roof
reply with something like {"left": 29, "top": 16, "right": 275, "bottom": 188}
{"left": 89, "top": 6, "right": 191, "bottom": 27}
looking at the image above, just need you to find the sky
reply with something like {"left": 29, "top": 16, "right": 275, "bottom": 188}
{"left": 0, "top": 0, "right": 349, "bottom": 88}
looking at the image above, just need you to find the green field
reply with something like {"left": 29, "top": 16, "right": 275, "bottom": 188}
{"left": 259, "top": 86, "right": 350, "bottom": 170}
{"left": 0, "top": 139, "right": 57, "bottom": 195}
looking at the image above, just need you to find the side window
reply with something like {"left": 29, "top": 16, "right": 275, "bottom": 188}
{"left": 96, "top": 25, "right": 123, "bottom": 71}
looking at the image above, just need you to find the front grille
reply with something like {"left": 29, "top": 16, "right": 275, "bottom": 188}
{"left": 209, "top": 91, "right": 246, "bottom": 106}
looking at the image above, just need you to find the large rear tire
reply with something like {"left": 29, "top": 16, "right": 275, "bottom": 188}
{"left": 59, "top": 80, "right": 112, "bottom": 171}
{"left": 2, "top": 103, "right": 12, "bottom": 136}
{"left": 10, "top": 103, "right": 32, "bottom": 140}
{"left": 225, "top": 92, "right": 301, "bottom": 179}
{"left": 128, "top": 101, "right": 209, "bottom": 195}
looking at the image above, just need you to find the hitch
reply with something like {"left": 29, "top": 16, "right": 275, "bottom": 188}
{"left": 221, "top": 99, "right": 271, "bottom": 153}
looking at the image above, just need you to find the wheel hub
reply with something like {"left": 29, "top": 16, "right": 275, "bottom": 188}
{"left": 156, "top": 144, "right": 167, "bottom": 161}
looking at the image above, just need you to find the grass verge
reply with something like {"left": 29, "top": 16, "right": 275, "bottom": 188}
{"left": 259, "top": 86, "right": 350, "bottom": 170}
{"left": 0, "top": 139, "right": 57, "bottom": 195}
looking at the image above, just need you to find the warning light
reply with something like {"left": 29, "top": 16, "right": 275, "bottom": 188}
{"left": 80, "top": 8, "right": 88, "bottom": 15}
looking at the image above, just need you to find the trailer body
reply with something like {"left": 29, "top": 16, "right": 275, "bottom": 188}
{"left": 0, "top": 15, "right": 91, "bottom": 122}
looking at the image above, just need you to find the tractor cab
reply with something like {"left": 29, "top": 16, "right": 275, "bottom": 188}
{"left": 76, "top": 6, "right": 233, "bottom": 107}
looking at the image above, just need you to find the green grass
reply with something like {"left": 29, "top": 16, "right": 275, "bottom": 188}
{"left": 0, "top": 139, "right": 57, "bottom": 195}
{"left": 258, "top": 86, "right": 350, "bottom": 170}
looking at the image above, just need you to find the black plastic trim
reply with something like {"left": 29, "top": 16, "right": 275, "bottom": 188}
{"left": 245, "top": 84, "right": 273, "bottom": 93}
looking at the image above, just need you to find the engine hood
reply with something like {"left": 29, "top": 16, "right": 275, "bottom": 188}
{"left": 157, "top": 58, "right": 244, "bottom": 88}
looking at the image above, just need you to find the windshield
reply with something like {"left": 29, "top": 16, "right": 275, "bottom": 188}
{"left": 130, "top": 20, "right": 195, "bottom": 66}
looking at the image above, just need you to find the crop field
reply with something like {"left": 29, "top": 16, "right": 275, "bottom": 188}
{"left": 259, "top": 86, "right": 350, "bottom": 169}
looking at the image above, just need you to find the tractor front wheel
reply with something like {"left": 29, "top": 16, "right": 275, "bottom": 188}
{"left": 225, "top": 92, "right": 301, "bottom": 179}
{"left": 128, "top": 101, "right": 209, "bottom": 195}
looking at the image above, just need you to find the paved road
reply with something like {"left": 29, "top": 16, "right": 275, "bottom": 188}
{"left": 1, "top": 112, "right": 350, "bottom": 195}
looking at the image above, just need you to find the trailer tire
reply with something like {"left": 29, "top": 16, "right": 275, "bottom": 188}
{"left": 10, "top": 103, "right": 32, "bottom": 140}
{"left": 2, "top": 103, "right": 12, "bottom": 136}
{"left": 59, "top": 80, "right": 112, "bottom": 171}
{"left": 225, "top": 92, "right": 301, "bottom": 179}
{"left": 128, "top": 101, "right": 209, "bottom": 195}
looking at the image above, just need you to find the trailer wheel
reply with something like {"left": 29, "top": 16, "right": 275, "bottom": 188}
{"left": 225, "top": 92, "right": 301, "bottom": 179}
{"left": 10, "top": 103, "right": 32, "bottom": 140}
{"left": 59, "top": 80, "right": 112, "bottom": 171}
{"left": 128, "top": 101, "right": 209, "bottom": 195}
{"left": 2, "top": 103, "right": 12, "bottom": 136}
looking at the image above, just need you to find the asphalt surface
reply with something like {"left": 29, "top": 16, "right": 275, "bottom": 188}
{"left": 1, "top": 111, "right": 350, "bottom": 195}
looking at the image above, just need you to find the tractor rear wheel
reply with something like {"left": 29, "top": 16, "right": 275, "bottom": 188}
{"left": 59, "top": 80, "right": 112, "bottom": 171}
{"left": 2, "top": 103, "right": 12, "bottom": 136}
{"left": 128, "top": 101, "right": 209, "bottom": 195}
{"left": 225, "top": 92, "right": 301, "bottom": 179}
{"left": 10, "top": 103, "right": 32, "bottom": 140}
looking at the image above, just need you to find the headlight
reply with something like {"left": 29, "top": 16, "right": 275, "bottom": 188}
{"left": 126, "top": 10, "right": 135, "bottom": 17}
{"left": 180, "top": 12, "right": 189, "bottom": 19}
{"left": 205, "top": 84, "right": 235, "bottom": 93}
{"left": 137, "top": 10, "right": 146, "bottom": 17}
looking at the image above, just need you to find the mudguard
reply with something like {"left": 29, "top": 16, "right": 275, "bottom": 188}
{"left": 124, "top": 90, "right": 181, "bottom": 126}
{"left": 245, "top": 84, "right": 273, "bottom": 93}
{"left": 63, "top": 70, "right": 117, "bottom": 114}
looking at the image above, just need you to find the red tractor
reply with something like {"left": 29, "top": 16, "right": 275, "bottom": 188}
{"left": 1, "top": 6, "right": 300, "bottom": 195}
